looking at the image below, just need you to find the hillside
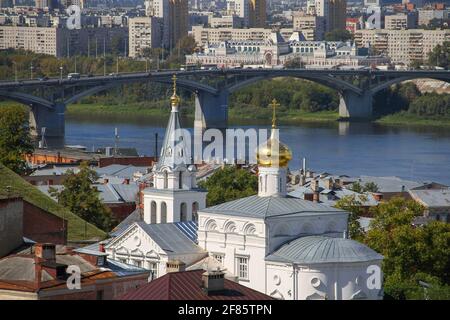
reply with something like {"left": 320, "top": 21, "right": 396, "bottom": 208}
{"left": 0, "top": 164, "right": 106, "bottom": 241}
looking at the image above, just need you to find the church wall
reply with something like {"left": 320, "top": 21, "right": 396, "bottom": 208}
{"left": 197, "top": 212, "right": 267, "bottom": 293}
{"left": 266, "top": 260, "right": 383, "bottom": 300}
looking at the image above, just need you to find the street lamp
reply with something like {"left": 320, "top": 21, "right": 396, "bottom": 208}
{"left": 59, "top": 64, "right": 63, "bottom": 80}
{"left": 30, "top": 62, "right": 34, "bottom": 80}
{"left": 12, "top": 61, "right": 17, "bottom": 82}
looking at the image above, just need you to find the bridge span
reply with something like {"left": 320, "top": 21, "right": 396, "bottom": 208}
{"left": 0, "top": 68, "right": 448, "bottom": 140}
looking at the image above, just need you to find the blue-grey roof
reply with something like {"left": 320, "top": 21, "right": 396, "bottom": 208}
{"left": 105, "top": 259, "right": 149, "bottom": 277}
{"left": 409, "top": 189, "right": 450, "bottom": 208}
{"left": 173, "top": 221, "right": 198, "bottom": 243}
{"left": 201, "top": 195, "right": 345, "bottom": 219}
{"left": 355, "top": 176, "right": 424, "bottom": 193}
{"left": 95, "top": 165, "right": 150, "bottom": 179}
{"left": 135, "top": 221, "right": 203, "bottom": 255}
{"left": 266, "top": 236, "right": 383, "bottom": 264}
{"left": 37, "top": 183, "right": 138, "bottom": 204}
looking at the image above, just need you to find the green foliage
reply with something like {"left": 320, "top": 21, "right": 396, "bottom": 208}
{"left": 364, "top": 197, "right": 450, "bottom": 299}
{"left": 373, "top": 82, "right": 421, "bottom": 117}
{"left": 335, "top": 195, "right": 366, "bottom": 241}
{"left": 198, "top": 166, "right": 258, "bottom": 206}
{"left": 0, "top": 105, "right": 34, "bottom": 175}
{"left": 229, "top": 78, "right": 339, "bottom": 113}
{"left": 349, "top": 181, "right": 378, "bottom": 193}
{"left": 49, "top": 162, "right": 116, "bottom": 232}
{"left": 428, "top": 41, "right": 450, "bottom": 69}
{"left": 408, "top": 92, "right": 450, "bottom": 117}
{"left": 324, "top": 29, "right": 352, "bottom": 42}
{"left": 0, "top": 163, "right": 106, "bottom": 241}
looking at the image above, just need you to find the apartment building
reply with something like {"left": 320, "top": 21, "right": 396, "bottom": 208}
{"left": 384, "top": 12, "right": 418, "bottom": 30}
{"left": 0, "top": 25, "right": 128, "bottom": 57}
{"left": 292, "top": 13, "right": 325, "bottom": 40}
{"left": 418, "top": 8, "right": 449, "bottom": 26}
{"left": 209, "top": 15, "right": 245, "bottom": 28}
{"left": 354, "top": 29, "right": 450, "bottom": 65}
{"left": 128, "top": 16, "right": 162, "bottom": 58}
{"left": 191, "top": 25, "right": 294, "bottom": 46}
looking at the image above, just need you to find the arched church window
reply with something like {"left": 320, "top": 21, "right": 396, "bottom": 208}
{"left": 163, "top": 170, "right": 168, "bottom": 189}
{"left": 192, "top": 202, "right": 199, "bottom": 222}
{"left": 161, "top": 202, "right": 167, "bottom": 223}
{"left": 180, "top": 202, "right": 187, "bottom": 222}
{"left": 151, "top": 201, "right": 157, "bottom": 224}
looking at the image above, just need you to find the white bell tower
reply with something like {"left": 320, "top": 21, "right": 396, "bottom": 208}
{"left": 143, "top": 75, "right": 207, "bottom": 224}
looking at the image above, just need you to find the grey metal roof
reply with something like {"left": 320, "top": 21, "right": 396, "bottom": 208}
{"left": 37, "top": 183, "right": 138, "bottom": 204}
{"left": 105, "top": 259, "right": 149, "bottom": 277}
{"left": 355, "top": 176, "right": 424, "bottom": 193}
{"left": 0, "top": 256, "right": 53, "bottom": 282}
{"left": 201, "top": 195, "right": 345, "bottom": 219}
{"left": 266, "top": 236, "right": 383, "bottom": 264}
{"left": 409, "top": 189, "right": 450, "bottom": 208}
{"left": 95, "top": 165, "right": 150, "bottom": 179}
{"left": 135, "top": 221, "right": 204, "bottom": 255}
{"left": 173, "top": 221, "right": 198, "bottom": 243}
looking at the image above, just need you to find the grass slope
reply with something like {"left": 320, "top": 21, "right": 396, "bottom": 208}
{"left": 0, "top": 164, "right": 106, "bottom": 241}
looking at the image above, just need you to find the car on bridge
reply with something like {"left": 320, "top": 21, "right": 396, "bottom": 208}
{"left": 67, "top": 73, "right": 80, "bottom": 80}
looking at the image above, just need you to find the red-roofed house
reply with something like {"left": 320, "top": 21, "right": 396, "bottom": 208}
{"left": 117, "top": 269, "right": 273, "bottom": 300}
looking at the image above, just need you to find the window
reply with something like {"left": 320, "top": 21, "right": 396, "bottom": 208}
{"left": 151, "top": 201, "right": 157, "bottom": 224}
{"left": 148, "top": 261, "right": 158, "bottom": 278}
{"left": 236, "top": 256, "right": 249, "bottom": 280}
{"left": 192, "top": 202, "right": 199, "bottom": 222}
{"left": 117, "top": 257, "right": 127, "bottom": 264}
{"left": 180, "top": 202, "right": 187, "bottom": 222}
{"left": 97, "top": 256, "right": 105, "bottom": 266}
{"left": 133, "top": 260, "right": 142, "bottom": 268}
{"left": 161, "top": 202, "right": 167, "bottom": 223}
{"left": 213, "top": 253, "right": 224, "bottom": 266}
{"left": 96, "top": 290, "right": 104, "bottom": 300}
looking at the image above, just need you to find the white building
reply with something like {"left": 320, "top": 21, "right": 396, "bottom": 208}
{"left": 143, "top": 76, "right": 207, "bottom": 223}
{"left": 104, "top": 87, "right": 384, "bottom": 300}
{"left": 128, "top": 16, "right": 162, "bottom": 58}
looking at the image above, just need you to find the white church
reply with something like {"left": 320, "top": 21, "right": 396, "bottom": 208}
{"left": 105, "top": 76, "right": 384, "bottom": 300}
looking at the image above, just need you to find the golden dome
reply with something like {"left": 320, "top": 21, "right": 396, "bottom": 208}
{"left": 256, "top": 99, "right": 292, "bottom": 168}
{"left": 170, "top": 74, "right": 180, "bottom": 107}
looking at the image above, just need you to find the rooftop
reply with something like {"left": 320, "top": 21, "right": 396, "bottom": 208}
{"left": 201, "top": 195, "right": 346, "bottom": 219}
{"left": 409, "top": 189, "right": 450, "bottom": 208}
{"left": 266, "top": 236, "right": 383, "bottom": 264}
{"left": 117, "top": 269, "right": 273, "bottom": 300}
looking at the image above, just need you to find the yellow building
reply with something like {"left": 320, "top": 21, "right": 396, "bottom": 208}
{"left": 249, "top": 0, "right": 266, "bottom": 28}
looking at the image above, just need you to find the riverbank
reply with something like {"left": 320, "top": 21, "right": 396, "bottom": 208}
{"left": 66, "top": 103, "right": 341, "bottom": 124}
{"left": 375, "top": 111, "right": 450, "bottom": 127}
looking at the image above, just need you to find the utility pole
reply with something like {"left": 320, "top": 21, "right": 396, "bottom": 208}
{"left": 116, "top": 56, "right": 119, "bottom": 74}
{"left": 103, "top": 38, "right": 106, "bottom": 76}
{"left": 59, "top": 64, "right": 63, "bottom": 80}
{"left": 12, "top": 61, "right": 17, "bottom": 82}
{"left": 74, "top": 55, "right": 77, "bottom": 73}
{"left": 30, "top": 62, "right": 34, "bottom": 80}
{"left": 95, "top": 37, "right": 98, "bottom": 58}
{"left": 88, "top": 36, "right": 90, "bottom": 58}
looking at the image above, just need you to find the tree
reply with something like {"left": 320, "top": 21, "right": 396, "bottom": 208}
{"left": 364, "top": 197, "right": 450, "bottom": 299}
{"left": 0, "top": 105, "right": 34, "bottom": 175}
{"left": 349, "top": 181, "right": 363, "bottom": 193}
{"left": 198, "top": 165, "right": 258, "bottom": 206}
{"left": 50, "top": 162, "right": 116, "bottom": 231}
{"left": 324, "top": 29, "right": 352, "bottom": 42}
{"left": 363, "top": 182, "right": 379, "bottom": 192}
{"left": 428, "top": 41, "right": 450, "bottom": 69}
{"left": 335, "top": 195, "right": 366, "bottom": 241}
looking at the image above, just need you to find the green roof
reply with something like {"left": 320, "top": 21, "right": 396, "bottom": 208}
{"left": 0, "top": 164, "right": 106, "bottom": 241}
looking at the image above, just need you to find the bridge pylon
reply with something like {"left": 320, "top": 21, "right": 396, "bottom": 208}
{"left": 29, "top": 103, "right": 66, "bottom": 140}
{"left": 338, "top": 90, "right": 373, "bottom": 120}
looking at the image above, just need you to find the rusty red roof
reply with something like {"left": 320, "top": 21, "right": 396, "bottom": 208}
{"left": 117, "top": 270, "right": 274, "bottom": 300}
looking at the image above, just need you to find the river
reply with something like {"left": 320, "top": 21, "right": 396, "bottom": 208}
{"left": 64, "top": 115, "right": 450, "bottom": 185}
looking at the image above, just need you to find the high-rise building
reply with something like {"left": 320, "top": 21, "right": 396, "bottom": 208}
{"left": 354, "top": 28, "right": 450, "bottom": 65}
{"left": 128, "top": 16, "right": 162, "bottom": 58}
{"left": 227, "top": 0, "right": 249, "bottom": 26}
{"left": 292, "top": 13, "right": 325, "bottom": 40}
{"left": 248, "top": 0, "right": 266, "bottom": 28}
{"left": 145, "top": 0, "right": 187, "bottom": 50}
{"left": 329, "top": 0, "right": 346, "bottom": 31}
{"left": 384, "top": 13, "right": 418, "bottom": 30}
{"left": 315, "top": 0, "right": 347, "bottom": 32}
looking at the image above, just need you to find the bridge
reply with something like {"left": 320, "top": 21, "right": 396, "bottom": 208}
{"left": 0, "top": 68, "right": 448, "bottom": 141}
